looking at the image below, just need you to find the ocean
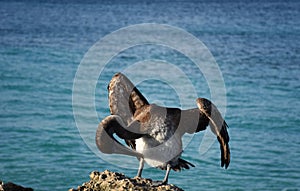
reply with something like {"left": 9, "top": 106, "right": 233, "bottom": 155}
{"left": 1, "top": 1, "right": 299, "bottom": 191}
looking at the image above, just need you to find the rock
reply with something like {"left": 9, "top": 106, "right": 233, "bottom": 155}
{"left": 0, "top": 181, "right": 33, "bottom": 191}
{"left": 70, "top": 170, "right": 184, "bottom": 191}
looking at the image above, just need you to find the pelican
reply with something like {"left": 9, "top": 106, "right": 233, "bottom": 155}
{"left": 96, "top": 73, "right": 230, "bottom": 185}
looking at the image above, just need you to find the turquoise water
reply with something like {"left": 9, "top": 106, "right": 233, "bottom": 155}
{"left": 1, "top": 1, "right": 300, "bottom": 191}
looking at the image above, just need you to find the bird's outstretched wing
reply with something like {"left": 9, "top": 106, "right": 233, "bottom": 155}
{"left": 96, "top": 115, "right": 144, "bottom": 158}
{"left": 107, "top": 72, "right": 149, "bottom": 150}
{"left": 108, "top": 72, "right": 149, "bottom": 125}
{"left": 178, "top": 98, "right": 230, "bottom": 169}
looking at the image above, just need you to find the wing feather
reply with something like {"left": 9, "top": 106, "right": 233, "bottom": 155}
{"left": 107, "top": 73, "right": 149, "bottom": 150}
{"left": 196, "top": 98, "right": 230, "bottom": 169}
{"left": 108, "top": 72, "right": 149, "bottom": 125}
{"left": 178, "top": 98, "right": 230, "bottom": 168}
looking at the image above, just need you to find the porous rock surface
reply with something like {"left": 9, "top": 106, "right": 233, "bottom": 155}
{"left": 70, "top": 170, "right": 183, "bottom": 191}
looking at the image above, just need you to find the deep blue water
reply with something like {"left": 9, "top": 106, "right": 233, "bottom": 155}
{"left": 1, "top": 1, "right": 300, "bottom": 191}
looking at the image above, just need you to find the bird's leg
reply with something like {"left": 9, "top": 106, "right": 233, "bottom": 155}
{"left": 136, "top": 157, "right": 144, "bottom": 177}
{"left": 162, "top": 163, "right": 171, "bottom": 184}
{"left": 152, "top": 163, "right": 171, "bottom": 186}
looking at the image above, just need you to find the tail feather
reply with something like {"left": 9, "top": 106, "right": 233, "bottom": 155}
{"left": 172, "top": 158, "right": 195, "bottom": 171}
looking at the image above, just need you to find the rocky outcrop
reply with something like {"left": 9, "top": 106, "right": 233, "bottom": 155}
{"left": 70, "top": 170, "right": 183, "bottom": 191}
{"left": 0, "top": 181, "right": 33, "bottom": 191}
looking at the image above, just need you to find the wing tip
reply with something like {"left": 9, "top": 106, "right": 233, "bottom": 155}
{"left": 221, "top": 145, "right": 230, "bottom": 169}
